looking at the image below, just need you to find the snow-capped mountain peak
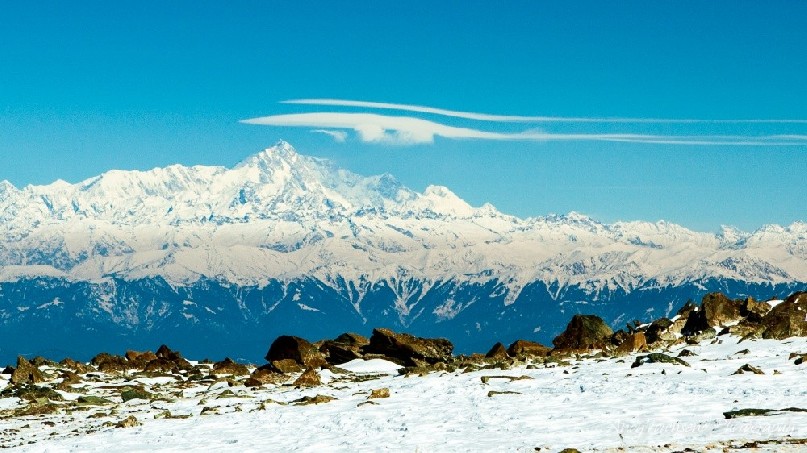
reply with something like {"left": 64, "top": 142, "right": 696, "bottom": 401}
{"left": 0, "top": 141, "right": 805, "bottom": 288}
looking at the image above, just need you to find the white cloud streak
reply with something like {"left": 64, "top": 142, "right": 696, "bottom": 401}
{"left": 241, "top": 112, "right": 807, "bottom": 146}
{"left": 283, "top": 99, "right": 807, "bottom": 124}
{"left": 311, "top": 129, "right": 347, "bottom": 142}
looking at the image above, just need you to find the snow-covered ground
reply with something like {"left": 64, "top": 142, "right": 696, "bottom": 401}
{"left": 2, "top": 335, "right": 806, "bottom": 452}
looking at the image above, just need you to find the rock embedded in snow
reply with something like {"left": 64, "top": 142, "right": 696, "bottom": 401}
{"left": 615, "top": 332, "right": 647, "bottom": 354}
{"left": 10, "top": 356, "right": 44, "bottom": 385}
{"left": 266, "top": 335, "right": 326, "bottom": 369}
{"left": 732, "top": 364, "right": 765, "bottom": 375}
{"left": 319, "top": 332, "right": 369, "bottom": 365}
{"left": 759, "top": 291, "right": 807, "bottom": 340}
{"left": 362, "top": 328, "right": 453, "bottom": 366}
{"left": 293, "top": 368, "right": 321, "bottom": 387}
{"left": 212, "top": 358, "right": 250, "bottom": 376}
{"left": 631, "top": 353, "right": 690, "bottom": 368}
{"left": 505, "top": 340, "right": 550, "bottom": 358}
{"left": 552, "top": 314, "right": 613, "bottom": 350}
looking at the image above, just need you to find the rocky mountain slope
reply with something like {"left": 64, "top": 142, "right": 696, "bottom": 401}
{"left": 1, "top": 141, "right": 805, "bottom": 361}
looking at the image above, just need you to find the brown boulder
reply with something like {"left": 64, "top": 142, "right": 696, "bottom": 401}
{"left": 293, "top": 367, "right": 322, "bottom": 387}
{"left": 644, "top": 318, "right": 674, "bottom": 344}
{"left": 506, "top": 340, "right": 550, "bottom": 358}
{"left": 249, "top": 368, "right": 288, "bottom": 385}
{"left": 90, "top": 352, "right": 128, "bottom": 374}
{"left": 616, "top": 332, "right": 647, "bottom": 354}
{"left": 552, "top": 315, "right": 614, "bottom": 350}
{"left": 759, "top": 292, "right": 807, "bottom": 340}
{"left": 58, "top": 358, "right": 95, "bottom": 374}
{"left": 683, "top": 293, "right": 746, "bottom": 335}
{"left": 362, "top": 328, "right": 454, "bottom": 366}
{"left": 485, "top": 342, "right": 510, "bottom": 359}
{"left": 10, "top": 357, "right": 44, "bottom": 385}
{"left": 320, "top": 333, "right": 369, "bottom": 365}
{"left": 741, "top": 297, "right": 771, "bottom": 322}
{"left": 124, "top": 350, "right": 157, "bottom": 368}
{"left": 266, "top": 336, "right": 326, "bottom": 369}
{"left": 271, "top": 358, "right": 303, "bottom": 374}
{"left": 212, "top": 358, "right": 250, "bottom": 376}
{"left": 702, "top": 293, "right": 743, "bottom": 327}
{"left": 143, "top": 358, "right": 179, "bottom": 373}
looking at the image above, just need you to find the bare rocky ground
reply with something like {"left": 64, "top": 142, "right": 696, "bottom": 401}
{"left": 2, "top": 291, "right": 806, "bottom": 452}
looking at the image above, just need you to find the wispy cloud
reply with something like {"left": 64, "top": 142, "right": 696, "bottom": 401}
{"left": 311, "top": 129, "right": 347, "bottom": 142}
{"left": 241, "top": 112, "right": 807, "bottom": 146}
{"left": 283, "top": 99, "right": 807, "bottom": 124}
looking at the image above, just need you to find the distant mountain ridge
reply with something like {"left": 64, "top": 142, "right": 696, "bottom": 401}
{"left": 1, "top": 141, "right": 805, "bottom": 361}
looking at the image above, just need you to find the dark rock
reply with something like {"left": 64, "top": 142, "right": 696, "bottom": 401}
{"left": 677, "top": 349, "right": 697, "bottom": 357}
{"left": 143, "top": 358, "right": 181, "bottom": 373}
{"left": 293, "top": 367, "right": 322, "bottom": 387}
{"left": 740, "top": 297, "right": 771, "bottom": 322}
{"left": 10, "top": 356, "right": 44, "bottom": 385}
{"left": 60, "top": 370, "right": 82, "bottom": 385}
{"left": 212, "top": 358, "right": 250, "bottom": 376}
{"left": 320, "top": 333, "right": 369, "bottom": 365}
{"left": 90, "top": 352, "right": 129, "bottom": 374}
{"left": 485, "top": 342, "right": 510, "bottom": 359}
{"left": 125, "top": 350, "right": 158, "bottom": 368}
{"left": 644, "top": 318, "right": 674, "bottom": 344}
{"left": 1, "top": 365, "right": 14, "bottom": 375}
{"left": 682, "top": 292, "right": 743, "bottom": 335}
{"left": 552, "top": 315, "right": 614, "bottom": 350}
{"left": 120, "top": 386, "right": 152, "bottom": 402}
{"left": 685, "top": 328, "right": 716, "bottom": 344}
{"left": 506, "top": 340, "right": 549, "bottom": 358}
{"left": 631, "top": 353, "right": 690, "bottom": 368}
{"left": 362, "top": 328, "right": 454, "bottom": 366}
{"left": 759, "top": 292, "right": 807, "bottom": 340}
{"left": 30, "top": 356, "right": 57, "bottom": 367}
{"left": 59, "top": 358, "right": 95, "bottom": 374}
{"left": 794, "top": 354, "right": 807, "bottom": 365}
{"left": 76, "top": 395, "right": 114, "bottom": 406}
{"left": 733, "top": 364, "right": 765, "bottom": 375}
{"left": 2, "top": 384, "right": 64, "bottom": 402}
{"left": 724, "top": 407, "right": 807, "bottom": 419}
{"left": 156, "top": 344, "right": 184, "bottom": 362}
{"left": 266, "top": 335, "right": 326, "bottom": 368}
{"left": 292, "top": 394, "right": 334, "bottom": 405}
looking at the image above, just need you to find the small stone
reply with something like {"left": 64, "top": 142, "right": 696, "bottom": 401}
{"left": 732, "top": 364, "right": 764, "bottom": 375}
{"left": 369, "top": 388, "right": 390, "bottom": 399}
{"left": 115, "top": 415, "right": 141, "bottom": 428}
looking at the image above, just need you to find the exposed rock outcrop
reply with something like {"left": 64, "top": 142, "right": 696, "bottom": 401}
{"left": 362, "top": 328, "right": 453, "bottom": 366}
{"left": 266, "top": 336, "right": 326, "bottom": 369}
{"left": 10, "top": 357, "right": 44, "bottom": 385}
{"left": 506, "top": 340, "right": 550, "bottom": 358}
{"left": 552, "top": 315, "right": 613, "bottom": 350}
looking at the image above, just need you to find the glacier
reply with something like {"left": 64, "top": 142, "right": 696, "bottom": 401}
{"left": 1, "top": 141, "right": 805, "bottom": 362}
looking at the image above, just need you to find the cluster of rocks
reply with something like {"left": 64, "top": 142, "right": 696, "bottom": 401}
{"left": 4, "top": 290, "right": 805, "bottom": 392}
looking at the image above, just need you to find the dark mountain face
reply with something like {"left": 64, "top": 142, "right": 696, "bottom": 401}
{"left": 1, "top": 276, "right": 801, "bottom": 363}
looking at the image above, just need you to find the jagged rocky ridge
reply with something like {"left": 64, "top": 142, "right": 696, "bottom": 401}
{"left": 1, "top": 141, "right": 806, "bottom": 361}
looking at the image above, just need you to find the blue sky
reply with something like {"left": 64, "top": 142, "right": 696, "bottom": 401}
{"left": 1, "top": 2, "right": 805, "bottom": 231}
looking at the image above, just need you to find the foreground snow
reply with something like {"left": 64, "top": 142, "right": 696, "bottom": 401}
{"left": 2, "top": 335, "right": 807, "bottom": 452}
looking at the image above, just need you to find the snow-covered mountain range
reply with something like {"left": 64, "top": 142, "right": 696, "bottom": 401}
{"left": 1, "top": 141, "right": 805, "bottom": 361}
